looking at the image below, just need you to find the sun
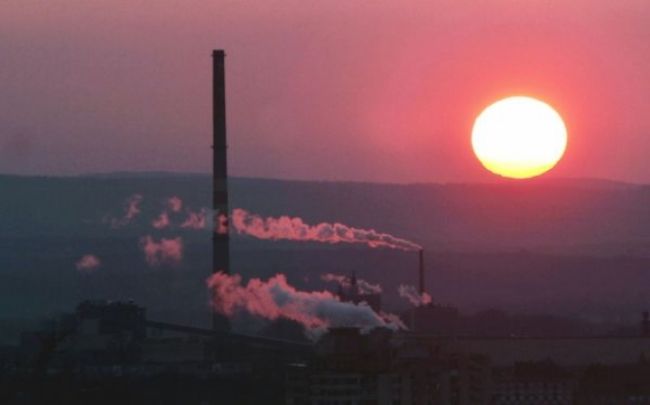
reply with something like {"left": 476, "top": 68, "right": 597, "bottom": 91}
{"left": 471, "top": 96, "right": 567, "bottom": 179}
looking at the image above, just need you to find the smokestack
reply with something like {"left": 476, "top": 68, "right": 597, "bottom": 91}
{"left": 212, "top": 49, "right": 230, "bottom": 332}
{"left": 418, "top": 249, "right": 425, "bottom": 296}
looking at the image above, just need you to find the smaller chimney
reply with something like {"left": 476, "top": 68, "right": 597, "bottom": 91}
{"left": 418, "top": 249, "right": 425, "bottom": 296}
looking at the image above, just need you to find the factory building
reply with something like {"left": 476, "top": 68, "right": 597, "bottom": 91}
{"left": 286, "top": 327, "right": 491, "bottom": 405}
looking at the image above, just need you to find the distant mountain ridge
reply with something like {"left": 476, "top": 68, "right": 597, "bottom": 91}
{"left": 74, "top": 171, "right": 646, "bottom": 188}
{"left": 82, "top": 171, "right": 208, "bottom": 179}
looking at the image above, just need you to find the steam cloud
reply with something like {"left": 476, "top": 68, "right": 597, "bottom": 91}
{"left": 108, "top": 194, "right": 143, "bottom": 228}
{"left": 140, "top": 235, "right": 183, "bottom": 267}
{"left": 152, "top": 212, "right": 171, "bottom": 229}
{"left": 231, "top": 209, "right": 421, "bottom": 251}
{"left": 181, "top": 208, "right": 208, "bottom": 230}
{"left": 214, "top": 213, "right": 228, "bottom": 234}
{"left": 76, "top": 254, "right": 101, "bottom": 272}
{"left": 207, "top": 272, "right": 405, "bottom": 339}
{"left": 148, "top": 196, "right": 208, "bottom": 231}
{"left": 152, "top": 196, "right": 185, "bottom": 229}
{"left": 398, "top": 285, "right": 432, "bottom": 307}
{"left": 167, "top": 196, "right": 183, "bottom": 213}
{"left": 321, "top": 273, "right": 382, "bottom": 294}
{"left": 106, "top": 197, "right": 420, "bottom": 255}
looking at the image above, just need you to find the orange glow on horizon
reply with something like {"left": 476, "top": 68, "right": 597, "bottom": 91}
{"left": 471, "top": 96, "right": 568, "bottom": 179}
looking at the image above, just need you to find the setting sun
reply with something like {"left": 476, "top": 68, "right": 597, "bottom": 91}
{"left": 471, "top": 96, "right": 567, "bottom": 179}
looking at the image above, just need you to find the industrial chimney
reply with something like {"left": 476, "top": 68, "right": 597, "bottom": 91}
{"left": 212, "top": 50, "right": 230, "bottom": 332}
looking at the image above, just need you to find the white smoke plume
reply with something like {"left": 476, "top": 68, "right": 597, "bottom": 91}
{"left": 180, "top": 208, "right": 209, "bottom": 230}
{"left": 398, "top": 285, "right": 432, "bottom": 307}
{"left": 152, "top": 212, "right": 170, "bottom": 229}
{"left": 107, "top": 194, "right": 143, "bottom": 228}
{"left": 214, "top": 212, "right": 228, "bottom": 234}
{"left": 139, "top": 235, "right": 183, "bottom": 267}
{"left": 75, "top": 254, "right": 101, "bottom": 273}
{"left": 207, "top": 272, "right": 405, "bottom": 339}
{"left": 167, "top": 196, "right": 183, "bottom": 213}
{"left": 152, "top": 196, "right": 185, "bottom": 229}
{"left": 321, "top": 273, "right": 382, "bottom": 294}
{"left": 231, "top": 209, "right": 421, "bottom": 251}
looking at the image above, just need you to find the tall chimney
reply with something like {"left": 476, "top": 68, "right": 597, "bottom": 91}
{"left": 418, "top": 249, "right": 425, "bottom": 296}
{"left": 212, "top": 49, "right": 230, "bottom": 332}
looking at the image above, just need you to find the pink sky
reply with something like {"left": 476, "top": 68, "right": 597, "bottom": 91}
{"left": 1, "top": 0, "right": 648, "bottom": 183}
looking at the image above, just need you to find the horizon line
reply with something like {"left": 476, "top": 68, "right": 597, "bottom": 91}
{"left": 0, "top": 170, "right": 647, "bottom": 188}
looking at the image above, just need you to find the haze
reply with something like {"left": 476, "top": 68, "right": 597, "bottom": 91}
{"left": 1, "top": 0, "right": 648, "bottom": 183}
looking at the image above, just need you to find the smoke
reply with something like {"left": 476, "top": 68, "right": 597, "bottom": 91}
{"left": 321, "top": 273, "right": 382, "bottom": 294}
{"left": 206, "top": 272, "right": 405, "bottom": 339}
{"left": 360, "top": 280, "right": 382, "bottom": 294}
{"left": 108, "top": 194, "right": 143, "bottom": 228}
{"left": 231, "top": 209, "right": 421, "bottom": 251}
{"left": 167, "top": 196, "right": 183, "bottom": 213}
{"left": 139, "top": 235, "right": 183, "bottom": 267}
{"left": 107, "top": 199, "right": 419, "bottom": 255}
{"left": 152, "top": 196, "right": 184, "bottom": 229}
{"left": 105, "top": 199, "right": 421, "bottom": 254}
{"left": 152, "top": 212, "right": 170, "bottom": 229}
{"left": 75, "top": 254, "right": 101, "bottom": 272}
{"left": 145, "top": 195, "right": 208, "bottom": 231}
{"left": 398, "top": 285, "right": 432, "bottom": 307}
{"left": 180, "top": 208, "right": 208, "bottom": 230}
{"left": 215, "top": 213, "right": 228, "bottom": 234}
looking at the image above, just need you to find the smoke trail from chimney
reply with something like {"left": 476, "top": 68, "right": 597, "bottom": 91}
{"left": 152, "top": 196, "right": 185, "bottom": 229}
{"left": 152, "top": 212, "right": 171, "bottom": 229}
{"left": 139, "top": 235, "right": 183, "bottom": 267}
{"left": 104, "top": 200, "right": 420, "bottom": 254}
{"left": 321, "top": 273, "right": 382, "bottom": 294}
{"left": 398, "top": 284, "right": 432, "bottom": 307}
{"left": 231, "top": 209, "right": 421, "bottom": 251}
{"left": 107, "top": 194, "right": 143, "bottom": 228}
{"left": 167, "top": 196, "right": 183, "bottom": 213}
{"left": 207, "top": 272, "right": 405, "bottom": 339}
{"left": 75, "top": 254, "right": 101, "bottom": 273}
{"left": 180, "top": 208, "right": 209, "bottom": 230}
